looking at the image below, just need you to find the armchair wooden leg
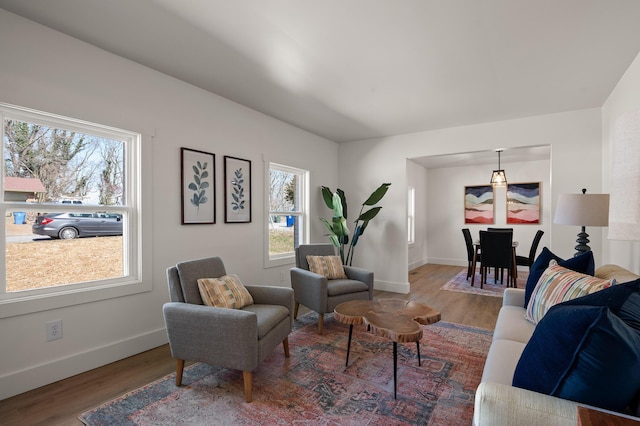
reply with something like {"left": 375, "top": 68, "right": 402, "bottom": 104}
{"left": 282, "top": 337, "right": 290, "bottom": 358}
{"left": 293, "top": 302, "right": 299, "bottom": 319}
{"left": 317, "top": 314, "right": 324, "bottom": 334}
{"left": 175, "top": 359, "right": 185, "bottom": 386}
{"left": 243, "top": 371, "right": 252, "bottom": 403}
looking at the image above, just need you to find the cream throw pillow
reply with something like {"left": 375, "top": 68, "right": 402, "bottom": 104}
{"left": 306, "top": 255, "right": 347, "bottom": 279}
{"left": 525, "top": 260, "right": 614, "bottom": 324}
{"left": 197, "top": 274, "right": 254, "bottom": 309}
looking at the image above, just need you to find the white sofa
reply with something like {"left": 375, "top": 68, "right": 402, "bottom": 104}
{"left": 473, "top": 264, "right": 640, "bottom": 426}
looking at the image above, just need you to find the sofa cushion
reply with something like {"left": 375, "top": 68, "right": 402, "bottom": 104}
{"left": 525, "top": 261, "right": 613, "bottom": 324}
{"left": 492, "top": 305, "right": 536, "bottom": 344}
{"left": 524, "top": 248, "right": 595, "bottom": 308}
{"left": 197, "top": 274, "right": 254, "bottom": 309}
{"left": 306, "top": 255, "right": 347, "bottom": 279}
{"left": 481, "top": 339, "right": 528, "bottom": 385}
{"left": 513, "top": 304, "right": 640, "bottom": 412}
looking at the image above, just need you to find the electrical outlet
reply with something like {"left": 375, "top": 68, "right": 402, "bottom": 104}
{"left": 46, "top": 319, "right": 63, "bottom": 341}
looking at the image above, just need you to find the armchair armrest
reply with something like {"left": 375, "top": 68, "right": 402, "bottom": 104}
{"left": 163, "top": 302, "right": 258, "bottom": 371}
{"left": 245, "top": 285, "right": 294, "bottom": 313}
{"left": 344, "top": 265, "right": 374, "bottom": 298}
{"left": 290, "top": 267, "right": 328, "bottom": 313}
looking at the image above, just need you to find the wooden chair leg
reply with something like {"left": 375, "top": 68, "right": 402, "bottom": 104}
{"left": 282, "top": 337, "right": 290, "bottom": 358}
{"left": 317, "top": 314, "right": 324, "bottom": 334}
{"left": 293, "top": 302, "right": 299, "bottom": 319}
{"left": 175, "top": 359, "right": 185, "bottom": 386}
{"left": 243, "top": 371, "right": 252, "bottom": 403}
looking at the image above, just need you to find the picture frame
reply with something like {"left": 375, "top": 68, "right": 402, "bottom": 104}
{"left": 181, "top": 147, "right": 215, "bottom": 224}
{"left": 224, "top": 155, "right": 251, "bottom": 223}
{"left": 464, "top": 185, "right": 494, "bottom": 224}
{"left": 507, "top": 182, "right": 541, "bottom": 224}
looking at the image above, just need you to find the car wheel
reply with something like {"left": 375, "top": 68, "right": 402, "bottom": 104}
{"left": 59, "top": 227, "right": 79, "bottom": 239}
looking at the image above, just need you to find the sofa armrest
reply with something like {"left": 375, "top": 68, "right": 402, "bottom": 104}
{"left": 503, "top": 288, "right": 526, "bottom": 307}
{"left": 162, "top": 302, "right": 258, "bottom": 371}
{"left": 343, "top": 265, "right": 374, "bottom": 299}
{"left": 473, "top": 382, "right": 578, "bottom": 426}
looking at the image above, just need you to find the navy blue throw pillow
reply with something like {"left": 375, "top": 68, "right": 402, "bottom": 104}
{"left": 524, "top": 248, "right": 595, "bottom": 307}
{"left": 513, "top": 304, "right": 640, "bottom": 412}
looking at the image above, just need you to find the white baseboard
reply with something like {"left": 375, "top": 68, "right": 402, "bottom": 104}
{"left": 374, "top": 279, "right": 410, "bottom": 294}
{"left": 0, "top": 328, "right": 168, "bottom": 401}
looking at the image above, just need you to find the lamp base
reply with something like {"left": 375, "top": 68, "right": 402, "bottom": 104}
{"left": 574, "top": 227, "right": 591, "bottom": 257}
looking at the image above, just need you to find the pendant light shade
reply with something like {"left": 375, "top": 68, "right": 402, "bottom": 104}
{"left": 490, "top": 150, "right": 507, "bottom": 187}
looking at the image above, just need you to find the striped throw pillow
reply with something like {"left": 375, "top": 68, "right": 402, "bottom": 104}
{"left": 197, "top": 274, "right": 254, "bottom": 309}
{"left": 525, "top": 260, "right": 614, "bottom": 324}
{"left": 306, "top": 255, "right": 347, "bottom": 279}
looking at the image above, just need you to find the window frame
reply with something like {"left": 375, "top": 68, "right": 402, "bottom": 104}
{"left": 264, "top": 161, "right": 309, "bottom": 268}
{"left": 0, "top": 103, "right": 146, "bottom": 318}
{"left": 408, "top": 186, "right": 415, "bottom": 245}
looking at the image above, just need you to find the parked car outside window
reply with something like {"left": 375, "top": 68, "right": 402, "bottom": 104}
{"left": 32, "top": 212, "right": 123, "bottom": 239}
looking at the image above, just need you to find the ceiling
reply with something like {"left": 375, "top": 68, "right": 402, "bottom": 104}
{"left": 2, "top": 0, "right": 640, "bottom": 144}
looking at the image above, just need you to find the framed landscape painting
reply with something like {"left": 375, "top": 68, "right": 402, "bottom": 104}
{"left": 181, "top": 147, "right": 215, "bottom": 224}
{"left": 507, "top": 182, "right": 540, "bottom": 224}
{"left": 464, "top": 185, "right": 494, "bottom": 224}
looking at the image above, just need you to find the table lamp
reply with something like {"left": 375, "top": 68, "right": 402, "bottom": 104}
{"left": 553, "top": 188, "right": 610, "bottom": 257}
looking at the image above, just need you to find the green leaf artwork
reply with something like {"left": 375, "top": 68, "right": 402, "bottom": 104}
{"left": 188, "top": 160, "right": 209, "bottom": 212}
{"left": 231, "top": 168, "right": 245, "bottom": 211}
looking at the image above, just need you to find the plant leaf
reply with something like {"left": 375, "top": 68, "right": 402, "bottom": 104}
{"left": 201, "top": 171, "right": 209, "bottom": 179}
{"left": 188, "top": 183, "right": 198, "bottom": 191}
{"left": 200, "top": 181, "right": 209, "bottom": 189}
{"left": 321, "top": 186, "right": 334, "bottom": 209}
{"left": 336, "top": 188, "right": 347, "bottom": 219}
{"left": 358, "top": 206, "right": 382, "bottom": 222}
{"left": 363, "top": 183, "right": 391, "bottom": 205}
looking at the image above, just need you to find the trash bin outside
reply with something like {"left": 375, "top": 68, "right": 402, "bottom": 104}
{"left": 14, "top": 212, "right": 26, "bottom": 224}
{"left": 286, "top": 215, "right": 294, "bottom": 227}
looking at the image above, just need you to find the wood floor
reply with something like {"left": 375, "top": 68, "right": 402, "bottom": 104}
{"left": 0, "top": 263, "right": 501, "bottom": 426}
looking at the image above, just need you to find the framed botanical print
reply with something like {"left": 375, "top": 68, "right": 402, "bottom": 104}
{"left": 224, "top": 156, "right": 251, "bottom": 223}
{"left": 507, "top": 182, "right": 540, "bottom": 224}
{"left": 181, "top": 148, "right": 215, "bottom": 224}
{"left": 464, "top": 185, "right": 494, "bottom": 224}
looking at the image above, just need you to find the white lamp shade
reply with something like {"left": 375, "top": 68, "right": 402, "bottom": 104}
{"left": 554, "top": 193, "right": 610, "bottom": 226}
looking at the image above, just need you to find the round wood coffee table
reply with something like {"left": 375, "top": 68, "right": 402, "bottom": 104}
{"left": 334, "top": 299, "right": 441, "bottom": 398}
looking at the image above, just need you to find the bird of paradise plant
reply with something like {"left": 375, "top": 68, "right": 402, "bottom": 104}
{"left": 320, "top": 183, "right": 391, "bottom": 266}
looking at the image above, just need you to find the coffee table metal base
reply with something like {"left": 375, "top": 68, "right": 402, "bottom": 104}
{"left": 335, "top": 299, "right": 441, "bottom": 399}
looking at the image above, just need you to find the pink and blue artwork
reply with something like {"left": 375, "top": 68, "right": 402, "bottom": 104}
{"left": 507, "top": 182, "right": 540, "bottom": 224}
{"left": 464, "top": 185, "right": 494, "bottom": 224}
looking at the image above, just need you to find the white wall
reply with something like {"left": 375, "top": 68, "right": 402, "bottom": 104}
{"left": 602, "top": 51, "right": 640, "bottom": 273}
{"left": 0, "top": 10, "right": 338, "bottom": 399}
{"left": 425, "top": 158, "right": 551, "bottom": 268}
{"left": 339, "top": 109, "right": 604, "bottom": 293}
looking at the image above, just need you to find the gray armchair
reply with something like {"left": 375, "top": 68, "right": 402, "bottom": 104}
{"left": 163, "top": 256, "right": 294, "bottom": 403}
{"left": 290, "top": 244, "right": 373, "bottom": 334}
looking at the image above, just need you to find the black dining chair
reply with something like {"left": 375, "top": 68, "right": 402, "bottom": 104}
{"left": 516, "top": 230, "right": 544, "bottom": 271}
{"left": 478, "top": 230, "right": 515, "bottom": 288}
{"left": 462, "top": 228, "right": 481, "bottom": 280}
{"left": 487, "top": 227, "right": 513, "bottom": 232}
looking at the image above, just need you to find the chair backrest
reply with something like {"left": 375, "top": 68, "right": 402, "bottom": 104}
{"left": 295, "top": 244, "right": 336, "bottom": 270}
{"left": 166, "top": 256, "right": 227, "bottom": 305}
{"left": 487, "top": 227, "right": 513, "bottom": 232}
{"left": 528, "top": 230, "right": 545, "bottom": 263}
{"left": 479, "top": 230, "right": 513, "bottom": 268}
{"left": 462, "top": 228, "right": 474, "bottom": 261}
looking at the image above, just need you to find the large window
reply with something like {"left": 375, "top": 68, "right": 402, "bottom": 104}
{"left": 1, "top": 103, "right": 142, "bottom": 314}
{"left": 267, "top": 162, "right": 308, "bottom": 266}
{"left": 408, "top": 186, "right": 415, "bottom": 244}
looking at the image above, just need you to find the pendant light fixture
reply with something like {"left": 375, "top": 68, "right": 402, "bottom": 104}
{"left": 490, "top": 149, "right": 507, "bottom": 187}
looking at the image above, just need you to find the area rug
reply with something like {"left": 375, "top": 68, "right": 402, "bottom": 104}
{"left": 441, "top": 269, "right": 528, "bottom": 298}
{"left": 79, "top": 313, "right": 493, "bottom": 425}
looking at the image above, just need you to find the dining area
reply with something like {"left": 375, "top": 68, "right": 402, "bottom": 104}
{"left": 462, "top": 227, "right": 544, "bottom": 289}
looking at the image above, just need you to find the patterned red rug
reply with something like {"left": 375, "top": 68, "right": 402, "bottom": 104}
{"left": 79, "top": 313, "right": 492, "bottom": 425}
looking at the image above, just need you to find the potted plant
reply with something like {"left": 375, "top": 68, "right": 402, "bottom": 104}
{"left": 320, "top": 183, "right": 391, "bottom": 265}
